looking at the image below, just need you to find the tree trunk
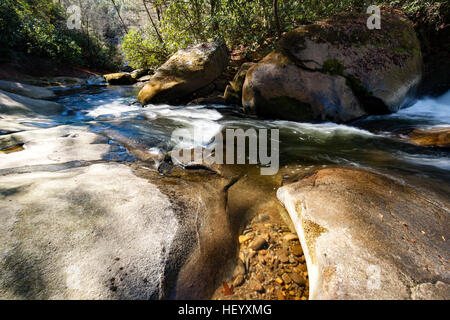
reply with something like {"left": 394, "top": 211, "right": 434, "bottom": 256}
{"left": 210, "top": 0, "right": 219, "bottom": 32}
{"left": 142, "top": 0, "right": 164, "bottom": 44}
{"left": 110, "top": 0, "right": 128, "bottom": 34}
{"left": 273, "top": 0, "right": 282, "bottom": 38}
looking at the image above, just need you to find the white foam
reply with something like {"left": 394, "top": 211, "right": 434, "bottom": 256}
{"left": 271, "top": 120, "right": 376, "bottom": 138}
{"left": 394, "top": 90, "right": 450, "bottom": 124}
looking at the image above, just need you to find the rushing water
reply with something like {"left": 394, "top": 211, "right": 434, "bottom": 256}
{"left": 50, "top": 81, "right": 450, "bottom": 183}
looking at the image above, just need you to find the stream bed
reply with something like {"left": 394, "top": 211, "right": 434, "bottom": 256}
{"left": 1, "top": 80, "right": 449, "bottom": 299}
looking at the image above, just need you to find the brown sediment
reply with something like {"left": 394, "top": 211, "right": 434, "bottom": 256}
{"left": 130, "top": 154, "right": 312, "bottom": 300}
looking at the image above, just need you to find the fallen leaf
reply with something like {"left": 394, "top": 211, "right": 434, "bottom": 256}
{"left": 222, "top": 281, "right": 234, "bottom": 296}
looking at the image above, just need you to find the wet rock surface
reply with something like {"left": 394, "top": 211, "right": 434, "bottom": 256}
{"left": 406, "top": 127, "right": 450, "bottom": 147}
{"left": 212, "top": 209, "right": 309, "bottom": 300}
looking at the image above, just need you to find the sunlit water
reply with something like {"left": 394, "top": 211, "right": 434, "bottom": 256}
{"left": 49, "top": 82, "right": 450, "bottom": 182}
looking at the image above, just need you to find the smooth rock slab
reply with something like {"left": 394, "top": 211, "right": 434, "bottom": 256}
{"left": 0, "top": 90, "right": 64, "bottom": 116}
{"left": 0, "top": 80, "right": 56, "bottom": 100}
{"left": 277, "top": 168, "right": 450, "bottom": 300}
{"left": 0, "top": 163, "right": 178, "bottom": 299}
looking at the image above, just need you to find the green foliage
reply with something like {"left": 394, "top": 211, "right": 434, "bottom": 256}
{"left": 0, "top": 0, "right": 120, "bottom": 70}
{"left": 121, "top": 0, "right": 376, "bottom": 70}
{"left": 122, "top": 29, "right": 167, "bottom": 70}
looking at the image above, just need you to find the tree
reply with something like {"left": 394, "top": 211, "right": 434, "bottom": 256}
{"left": 109, "top": 0, "right": 128, "bottom": 34}
{"left": 142, "top": 0, "right": 163, "bottom": 44}
{"left": 273, "top": 0, "right": 281, "bottom": 38}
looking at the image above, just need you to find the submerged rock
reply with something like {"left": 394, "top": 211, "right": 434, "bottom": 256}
{"left": 243, "top": 8, "right": 422, "bottom": 122}
{"left": 407, "top": 127, "right": 450, "bottom": 147}
{"left": 0, "top": 80, "right": 56, "bottom": 100}
{"left": 277, "top": 168, "right": 449, "bottom": 300}
{"left": 104, "top": 72, "right": 136, "bottom": 85}
{"left": 138, "top": 42, "right": 229, "bottom": 105}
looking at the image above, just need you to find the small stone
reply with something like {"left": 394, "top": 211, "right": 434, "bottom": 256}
{"left": 290, "top": 273, "right": 307, "bottom": 286}
{"left": 274, "top": 259, "right": 280, "bottom": 268}
{"left": 256, "top": 273, "right": 265, "bottom": 282}
{"left": 249, "top": 237, "right": 267, "bottom": 251}
{"left": 258, "top": 255, "right": 266, "bottom": 265}
{"left": 278, "top": 251, "right": 289, "bottom": 263}
{"left": 297, "top": 264, "right": 307, "bottom": 272}
{"left": 233, "top": 259, "right": 246, "bottom": 277}
{"left": 292, "top": 245, "right": 303, "bottom": 256}
{"left": 276, "top": 290, "right": 285, "bottom": 300}
{"left": 239, "top": 235, "right": 252, "bottom": 243}
{"left": 283, "top": 233, "right": 299, "bottom": 241}
{"left": 282, "top": 273, "right": 292, "bottom": 284}
{"left": 233, "top": 274, "right": 245, "bottom": 287}
{"left": 249, "top": 280, "right": 264, "bottom": 293}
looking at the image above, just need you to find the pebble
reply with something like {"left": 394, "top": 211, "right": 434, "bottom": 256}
{"left": 256, "top": 273, "right": 265, "bottom": 282}
{"left": 249, "top": 280, "right": 264, "bottom": 293}
{"left": 278, "top": 251, "right": 289, "bottom": 263}
{"left": 292, "top": 245, "right": 303, "bottom": 256}
{"left": 290, "top": 273, "right": 307, "bottom": 286}
{"left": 239, "top": 235, "right": 252, "bottom": 243}
{"left": 283, "top": 233, "right": 299, "bottom": 241}
{"left": 249, "top": 237, "right": 268, "bottom": 251}
{"left": 233, "top": 274, "right": 245, "bottom": 287}
{"left": 282, "top": 273, "right": 292, "bottom": 284}
{"left": 233, "top": 259, "right": 246, "bottom": 277}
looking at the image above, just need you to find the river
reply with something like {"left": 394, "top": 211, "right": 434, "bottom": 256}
{"left": 51, "top": 81, "right": 450, "bottom": 183}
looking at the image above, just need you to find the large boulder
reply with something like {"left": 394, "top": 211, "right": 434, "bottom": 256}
{"left": 243, "top": 8, "right": 423, "bottom": 122}
{"left": 243, "top": 52, "right": 364, "bottom": 122}
{"left": 277, "top": 168, "right": 450, "bottom": 300}
{"left": 138, "top": 42, "right": 229, "bottom": 105}
{"left": 0, "top": 80, "right": 56, "bottom": 100}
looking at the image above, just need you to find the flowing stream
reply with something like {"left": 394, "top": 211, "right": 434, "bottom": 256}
{"left": 50, "top": 82, "right": 450, "bottom": 183}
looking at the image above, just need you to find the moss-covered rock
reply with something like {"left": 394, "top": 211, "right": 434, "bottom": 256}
{"left": 279, "top": 8, "right": 423, "bottom": 112}
{"left": 243, "top": 8, "right": 423, "bottom": 122}
{"left": 130, "top": 69, "right": 149, "bottom": 80}
{"left": 138, "top": 42, "right": 229, "bottom": 105}
{"left": 242, "top": 52, "right": 364, "bottom": 122}
{"left": 104, "top": 72, "right": 136, "bottom": 85}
